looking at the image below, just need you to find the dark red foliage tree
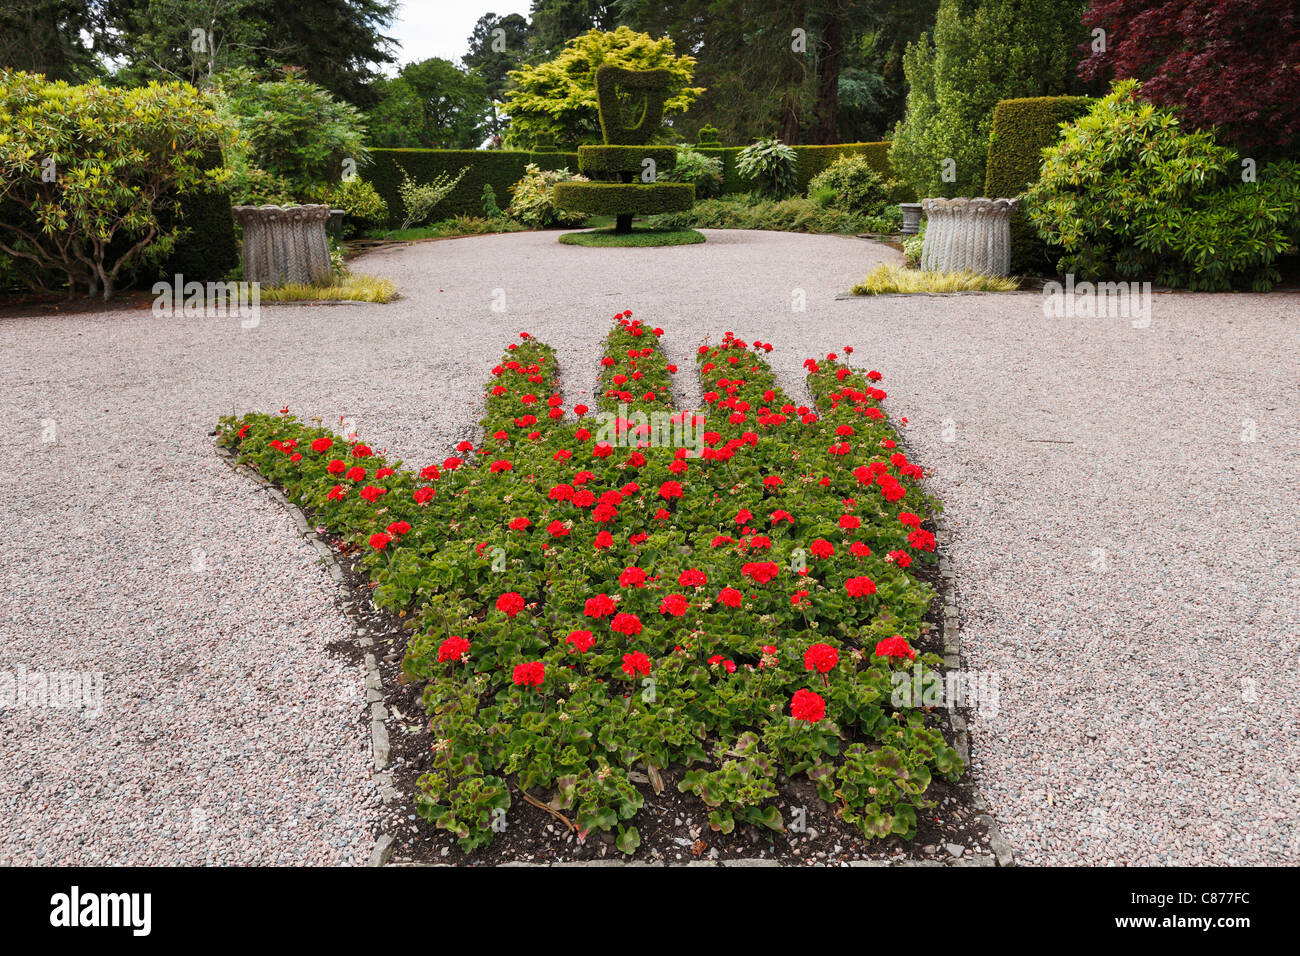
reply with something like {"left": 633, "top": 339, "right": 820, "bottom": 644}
{"left": 1078, "top": 0, "right": 1300, "bottom": 153}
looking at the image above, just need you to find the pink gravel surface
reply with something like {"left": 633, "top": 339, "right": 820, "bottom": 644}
{"left": 2, "top": 229, "right": 1296, "bottom": 865}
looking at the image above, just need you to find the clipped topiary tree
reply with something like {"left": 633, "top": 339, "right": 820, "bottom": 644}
{"left": 553, "top": 66, "right": 695, "bottom": 235}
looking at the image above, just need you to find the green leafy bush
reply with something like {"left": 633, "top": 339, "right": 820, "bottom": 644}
{"left": 808, "top": 155, "right": 891, "bottom": 215}
{"left": 889, "top": 0, "right": 1089, "bottom": 200}
{"left": 1026, "top": 81, "right": 1300, "bottom": 291}
{"left": 217, "top": 317, "right": 961, "bottom": 853}
{"left": 397, "top": 164, "right": 470, "bottom": 231}
{"left": 736, "top": 137, "right": 798, "bottom": 198}
{"left": 552, "top": 182, "right": 695, "bottom": 217}
{"left": 508, "top": 164, "right": 590, "bottom": 228}
{"left": 0, "top": 71, "right": 234, "bottom": 298}
{"left": 660, "top": 146, "right": 724, "bottom": 199}
{"left": 216, "top": 66, "right": 368, "bottom": 196}
{"left": 481, "top": 184, "right": 502, "bottom": 219}
{"left": 312, "top": 178, "right": 389, "bottom": 237}
{"left": 648, "top": 193, "right": 897, "bottom": 235}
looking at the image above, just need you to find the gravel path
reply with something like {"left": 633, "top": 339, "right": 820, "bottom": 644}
{"left": 3, "top": 228, "right": 1296, "bottom": 865}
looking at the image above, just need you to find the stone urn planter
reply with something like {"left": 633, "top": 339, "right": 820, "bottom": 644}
{"left": 231, "top": 204, "right": 333, "bottom": 288}
{"left": 919, "top": 197, "right": 1017, "bottom": 277}
{"left": 899, "top": 202, "right": 923, "bottom": 235}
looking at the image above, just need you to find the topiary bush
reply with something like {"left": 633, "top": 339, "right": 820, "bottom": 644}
{"left": 983, "top": 95, "right": 1093, "bottom": 275}
{"left": 808, "top": 155, "right": 891, "bottom": 215}
{"left": 554, "top": 67, "right": 696, "bottom": 235}
{"left": 1026, "top": 80, "right": 1300, "bottom": 291}
{"left": 216, "top": 314, "right": 963, "bottom": 854}
{"left": 736, "top": 138, "right": 798, "bottom": 198}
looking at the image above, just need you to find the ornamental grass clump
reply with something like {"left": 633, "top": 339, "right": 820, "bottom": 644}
{"left": 218, "top": 315, "right": 962, "bottom": 853}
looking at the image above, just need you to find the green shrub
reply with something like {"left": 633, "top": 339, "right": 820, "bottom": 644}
{"left": 889, "top": 0, "right": 1089, "bottom": 201}
{"left": 481, "top": 183, "right": 502, "bottom": 219}
{"left": 311, "top": 178, "right": 389, "bottom": 237}
{"left": 1026, "top": 80, "right": 1300, "bottom": 291}
{"left": 508, "top": 164, "right": 590, "bottom": 228}
{"left": 159, "top": 151, "right": 239, "bottom": 283}
{"left": 903, "top": 225, "right": 926, "bottom": 268}
{"left": 216, "top": 66, "right": 368, "bottom": 196}
{"left": 577, "top": 146, "right": 679, "bottom": 177}
{"left": 736, "top": 137, "right": 798, "bottom": 198}
{"left": 365, "top": 149, "right": 580, "bottom": 227}
{"left": 984, "top": 95, "right": 1093, "bottom": 274}
{"left": 397, "top": 164, "right": 470, "bottom": 230}
{"left": 660, "top": 146, "right": 724, "bottom": 198}
{"left": 808, "top": 155, "right": 890, "bottom": 215}
{"left": 647, "top": 193, "right": 891, "bottom": 235}
{"left": 0, "top": 71, "right": 234, "bottom": 299}
{"left": 984, "top": 96, "right": 1094, "bottom": 197}
{"left": 227, "top": 165, "right": 298, "bottom": 206}
{"left": 696, "top": 124, "right": 721, "bottom": 146}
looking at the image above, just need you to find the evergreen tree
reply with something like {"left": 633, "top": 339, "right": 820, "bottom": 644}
{"left": 890, "top": 0, "right": 1088, "bottom": 199}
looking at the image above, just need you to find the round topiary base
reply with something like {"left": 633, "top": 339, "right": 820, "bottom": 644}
{"left": 559, "top": 227, "right": 706, "bottom": 248}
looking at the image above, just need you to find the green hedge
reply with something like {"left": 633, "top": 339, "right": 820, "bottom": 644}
{"left": 553, "top": 182, "right": 695, "bottom": 216}
{"left": 984, "top": 96, "right": 1093, "bottom": 275}
{"left": 159, "top": 183, "right": 238, "bottom": 283}
{"left": 365, "top": 149, "right": 580, "bottom": 228}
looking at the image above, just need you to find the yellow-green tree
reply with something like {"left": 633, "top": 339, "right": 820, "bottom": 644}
{"left": 502, "top": 27, "right": 704, "bottom": 149}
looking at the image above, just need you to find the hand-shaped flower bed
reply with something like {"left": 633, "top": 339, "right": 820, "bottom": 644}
{"left": 217, "top": 315, "right": 962, "bottom": 855}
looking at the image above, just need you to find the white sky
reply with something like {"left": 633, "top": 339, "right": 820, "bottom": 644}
{"left": 387, "top": 0, "right": 535, "bottom": 70}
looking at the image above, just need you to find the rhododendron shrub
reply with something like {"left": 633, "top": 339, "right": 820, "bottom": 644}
{"left": 217, "top": 316, "right": 961, "bottom": 852}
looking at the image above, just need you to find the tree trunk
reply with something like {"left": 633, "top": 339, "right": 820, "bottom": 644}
{"left": 810, "top": 4, "right": 844, "bottom": 144}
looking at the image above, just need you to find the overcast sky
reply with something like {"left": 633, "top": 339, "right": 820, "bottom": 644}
{"left": 388, "top": 0, "right": 534, "bottom": 69}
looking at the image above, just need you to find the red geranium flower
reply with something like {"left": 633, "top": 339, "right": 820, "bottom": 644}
{"left": 438, "top": 636, "right": 470, "bottom": 663}
{"left": 804, "top": 643, "right": 839, "bottom": 673}
{"left": 584, "top": 593, "right": 617, "bottom": 618}
{"left": 845, "top": 576, "right": 877, "bottom": 598}
{"left": 621, "top": 651, "right": 651, "bottom": 678}
{"left": 678, "top": 568, "right": 707, "bottom": 588}
{"left": 566, "top": 630, "right": 594, "bottom": 653}
{"left": 717, "top": 587, "right": 743, "bottom": 608}
{"left": 610, "top": 612, "right": 643, "bottom": 636}
{"left": 875, "top": 636, "right": 916, "bottom": 660}
{"left": 659, "top": 593, "right": 689, "bottom": 616}
{"left": 741, "top": 561, "right": 779, "bottom": 585}
{"left": 810, "top": 538, "right": 834, "bottom": 560}
{"left": 311, "top": 437, "right": 332, "bottom": 453}
{"left": 907, "top": 528, "right": 936, "bottom": 552}
{"left": 496, "top": 592, "right": 526, "bottom": 618}
{"left": 369, "top": 532, "right": 391, "bottom": 550}
{"left": 791, "top": 689, "right": 826, "bottom": 723}
{"left": 619, "top": 566, "right": 647, "bottom": 588}
{"left": 512, "top": 661, "right": 545, "bottom": 687}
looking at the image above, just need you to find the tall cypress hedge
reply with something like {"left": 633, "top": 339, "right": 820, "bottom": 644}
{"left": 983, "top": 96, "right": 1093, "bottom": 275}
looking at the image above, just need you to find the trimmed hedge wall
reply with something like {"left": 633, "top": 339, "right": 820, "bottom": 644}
{"left": 984, "top": 96, "right": 1093, "bottom": 275}
{"left": 364, "top": 142, "right": 895, "bottom": 229}
{"left": 366, "top": 149, "right": 580, "bottom": 228}
{"left": 553, "top": 182, "right": 695, "bottom": 216}
{"left": 159, "top": 184, "right": 238, "bottom": 283}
